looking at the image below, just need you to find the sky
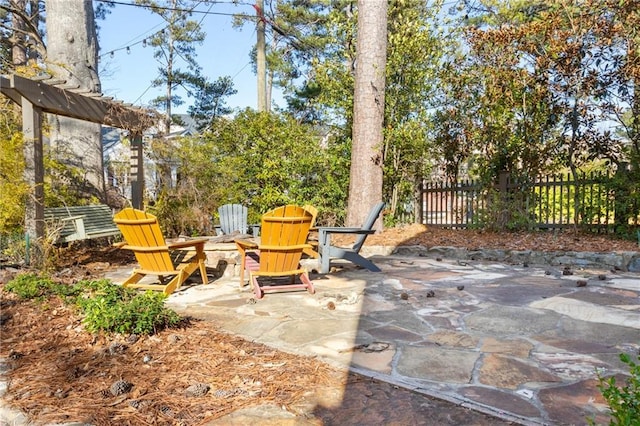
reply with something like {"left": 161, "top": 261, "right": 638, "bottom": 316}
{"left": 97, "top": 0, "right": 281, "bottom": 114}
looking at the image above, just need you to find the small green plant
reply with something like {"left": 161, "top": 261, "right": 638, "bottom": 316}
{"left": 4, "top": 272, "right": 84, "bottom": 300}
{"left": 74, "top": 279, "right": 181, "bottom": 335}
{"left": 592, "top": 353, "right": 640, "bottom": 425}
{"left": 4, "top": 273, "right": 57, "bottom": 299}
{"left": 4, "top": 275, "right": 181, "bottom": 336}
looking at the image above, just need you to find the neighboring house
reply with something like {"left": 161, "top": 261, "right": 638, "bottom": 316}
{"left": 103, "top": 114, "right": 199, "bottom": 203}
{"left": 169, "top": 114, "right": 199, "bottom": 138}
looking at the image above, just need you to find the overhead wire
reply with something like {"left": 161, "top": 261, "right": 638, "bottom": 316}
{"left": 77, "top": 0, "right": 468, "bottom": 109}
{"left": 94, "top": 0, "right": 256, "bottom": 108}
{"left": 96, "top": 0, "right": 254, "bottom": 60}
{"left": 94, "top": 0, "right": 254, "bottom": 17}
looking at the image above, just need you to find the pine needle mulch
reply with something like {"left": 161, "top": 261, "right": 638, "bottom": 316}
{"left": 0, "top": 290, "right": 343, "bottom": 425}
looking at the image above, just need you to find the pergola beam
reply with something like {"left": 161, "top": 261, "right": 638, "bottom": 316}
{"left": 2, "top": 74, "right": 154, "bottom": 131}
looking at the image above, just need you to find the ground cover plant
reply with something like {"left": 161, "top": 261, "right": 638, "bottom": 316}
{"left": 5, "top": 274, "right": 180, "bottom": 335}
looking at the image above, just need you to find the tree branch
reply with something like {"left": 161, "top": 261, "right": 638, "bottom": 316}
{"left": 0, "top": 3, "right": 46, "bottom": 51}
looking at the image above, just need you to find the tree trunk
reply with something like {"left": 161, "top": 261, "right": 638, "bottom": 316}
{"left": 11, "top": 0, "right": 27, "bottom": 66}
{"left": 164, "top": 0, "right": 176, "bottom": 134}
{"left": 45, "top": 0, "right": 104, "bottom": 200}
{"left": 346, "top": 1, "right": 387, "bottom": 229}
{"left": 165, "top": 41, "right": 173, "bottom": 134}
{"left": 9, "top": 0, "right": 43, "bottom": 66}
{"left": 256, "top": 0, "right": 267, "bottom": 112}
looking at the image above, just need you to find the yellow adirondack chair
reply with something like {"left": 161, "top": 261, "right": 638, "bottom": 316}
{"left": 113, "top": 208, "right": 208, "bottom": 295}
{"left": 235, "top": 205, "right": 314, "bottom": 299}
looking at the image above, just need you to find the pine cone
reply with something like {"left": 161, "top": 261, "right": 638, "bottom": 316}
{"left": 108, "top": 342, "right": 127, "bottom": 355}
{"left": 110, "top": 379, "right": 133, "bottom": 396}
{"left": 213, "top": 389, "right": 229, "bottom": 398}
{"left": 185, "top": 383, "right": 210, "bottom": 397}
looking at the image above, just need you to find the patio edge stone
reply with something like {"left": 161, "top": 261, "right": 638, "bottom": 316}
{"left": 391, "top": 245, "right": 640, "bottom": 271}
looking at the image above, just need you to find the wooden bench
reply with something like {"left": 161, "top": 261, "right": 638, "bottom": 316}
{"left": 44, "top": 204, "right": 121, "bottom": 243}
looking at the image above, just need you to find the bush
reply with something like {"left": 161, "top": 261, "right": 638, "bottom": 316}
{"left": 4, "top": 275, "right": 181, "bottom": 336}
{"left": 75, "top": 280, "right": 181, "bottom": 335}
{"left": 171, "top": 110, "right": 349, "bottom": 228}
{"left": 4, "top": 273, "right": 58, "bottom": 300}
{"left": 592, "top": 353, "right": 640, "bottom": 425}
{"left": 0, "top": 127, "right": 29, "bottom": 235}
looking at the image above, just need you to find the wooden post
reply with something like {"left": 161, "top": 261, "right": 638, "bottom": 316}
{"left": 22, "top": 97, "right": 44, "bottom": 240}
{"left": 130, "top": 133, "right": 144, "bottom": 209}
{"left": 498, "top": 171, "right": 510, "bottom": 228}
{"left": 417, "top": 178, "right": 424, "bottom": 225}
{"left": 614, "top": 162, "right": 630, "bottom": 229}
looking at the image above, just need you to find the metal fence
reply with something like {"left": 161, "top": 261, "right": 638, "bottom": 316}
{"left": 419, "top": 171, "right": 640, "bottom": 232}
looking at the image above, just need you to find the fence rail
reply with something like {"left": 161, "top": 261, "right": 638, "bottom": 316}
{"left": 419, "top": 171, "right": 639, "bottom": 232}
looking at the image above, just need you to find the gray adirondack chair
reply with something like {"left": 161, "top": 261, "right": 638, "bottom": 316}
{"left": 317, "top": 202, "right": 385, "bottom": 274}
{"left": 215, "top": 204, "right": 259, "bottom": 236}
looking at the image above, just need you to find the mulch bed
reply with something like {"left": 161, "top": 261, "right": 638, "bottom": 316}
{"left": 0, "top": 285, "right": 514, "bottom": 426}
{"left": 363, "top": 224, "right": 640, "bottom": 253}
{"left": 0, "top": 291, "right": 340, "bottom": 425}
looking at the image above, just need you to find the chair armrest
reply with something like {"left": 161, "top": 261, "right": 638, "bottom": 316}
{"left": 317, "top": 227, "right": 375, "bottom": 251}
{"left": 259, "top": 243, "right": 312, "bottom": 251}
{"left": 235, "top": 238, "right": 258, "bottom": 259}
{"left": 235, "top": 238, "right": 258, "bottom": 250}
{"left": 317, "top": 227, "right": 375, "bottom": 235}
{"left": 167, "top": 238, "right": 208, "bottom": 250}
{"left": 117, "top": 244, "right": 169, "bottom": 252}
{"left": 57, "top": 215, "right": 84, "bottom": 222}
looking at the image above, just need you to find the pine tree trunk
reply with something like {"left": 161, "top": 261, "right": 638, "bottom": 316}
{"left": 45, "top": 0, "right": 104, "bottom": 200}
{"left": 11, "top": 0, "right": 27, "bottom": 66}
{"left": 347, "top": 1, "right": 387, "bottom": 229}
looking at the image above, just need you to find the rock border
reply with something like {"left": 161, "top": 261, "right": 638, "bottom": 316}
{"left": 382, "top": 245, "right": 640, "bottom": 272}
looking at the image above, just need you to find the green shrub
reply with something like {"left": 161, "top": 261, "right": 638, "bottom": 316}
{"left": 0, "top": 128, "right": 29, "bottom": 235}
{"left": 4, "top": 272, "right": 88, "bottom": 300}
{"left": 74, "top": 279, "right": 181, "bottom": 335}
{"left": 592, "top": 353, "right": 640, "bottom": 425}
{"left": 4, "top": 275, "right": 181, "bottom": 336}
{"left": 173, "top": 110, "right": 349, "bottom": 228}
{"left": 4, "top": 273, "right": 57, "bottom": 299}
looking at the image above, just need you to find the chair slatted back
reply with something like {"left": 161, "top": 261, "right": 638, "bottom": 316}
{"left": 218, "top": 204, "right": 248, "bottom": 234}
{"left": 259, "top": 205, "right": 312, "bottom": 274}
{"left": 352, "top": 202, "right": 386, "bottom": 252}
{"left": 113, "top": 208, "right": 174, "bottom": 273}
{"left": 302, "top": 204, "right": 318, "bottom": 229}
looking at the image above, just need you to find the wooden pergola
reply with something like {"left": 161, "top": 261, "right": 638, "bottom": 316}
{"left": 0, "top": 73, "right": 158, "bottom": 240}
